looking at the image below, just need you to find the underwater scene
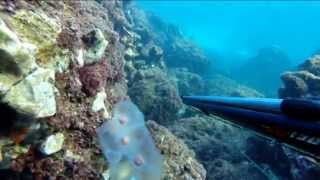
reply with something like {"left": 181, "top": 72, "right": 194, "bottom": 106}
{"left": 0, "top": 0, "right": 319, "bottom": 180}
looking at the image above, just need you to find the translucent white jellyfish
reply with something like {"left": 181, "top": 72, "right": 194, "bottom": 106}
{"left": 97, "top": 100, "right": 163, "bottom": 180}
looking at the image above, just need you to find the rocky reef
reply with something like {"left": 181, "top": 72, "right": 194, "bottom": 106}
{"left": 279, "top": 55, "right": 320, "bottom": 98}
{"left": 124, "top": 5, "right": 210, "bottom": 74}
{"left": 0, "top": 0, "right": 127, "bottom": 179}
{"left": 127, "top": 66, "right": 183, "bottom": 125}
{"left": 170, "top": 68, "right": 264, "bottom": 97}
{"left": 169, "top": 116, "right": 269, "bottom": 180}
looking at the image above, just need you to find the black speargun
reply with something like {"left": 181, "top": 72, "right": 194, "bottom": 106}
{"left": 182, "top": 96, "right": 320, "bottom": 161}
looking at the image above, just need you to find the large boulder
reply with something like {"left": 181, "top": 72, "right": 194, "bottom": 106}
{"left": 81, "top": 29, "right": 108, "bottom": 65}
{"left": 3, "top": 67, "right": 56, "bottom": 118}
{"left": 279, "top": 55, "right": 320, "bottom": 98}
{"left": 170, "top": 68, "right": 205, "bottom": 96}
{"left": 9, "top": 8, "right": 71, "bottom": 73}
{"left": 128, "top": 67, "right": 183, "bottom": 125}
{"left": 0, "top": 18, "right": 56, "bottom": 118}
{"left": 0, "top": 18, "right": 38, "bottom": 95}
{"left": 299, "top": 55, "right": 320, "bottom": 76}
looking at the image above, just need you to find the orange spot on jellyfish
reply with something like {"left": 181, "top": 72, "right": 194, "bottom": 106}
{"left": 121, "top": 136, "right": 129, "bottom": 145}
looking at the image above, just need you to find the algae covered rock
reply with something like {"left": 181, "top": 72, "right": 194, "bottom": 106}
{"left": 137, "top": 41, "right": 164, "bottom": 67}
{"left": 10, "top": 9, "right": 61, "bottom": 47}
{"left": 0, "top": 18, "right": 38, "bottom": 94}
{"left": 169, "top": 116, "right": 267, "bottom": 180}
{"left": 0, "top": 17, "right": 57, "bottom": 118}
{"left": 128, "top": 67, "right": 183, "bottom": 125}
{"left": 125, "top": 47, "right": 139, "bottom": 59}
{"left": 299, "top": 55, "right": 320, "bottom": 76}
{"left": 3, "top": 67, "right": 56, "bottom": 118}
{"left": 279, "top": 71, "right": 310, "bottom": 98}
{"left": 40, "top": 133, "right": 64, "bottom": 156}
{"left": 127, "top": 7, "right": 210, "bottom": 74}
{"left": 82, "top": 29, "right": 109, "bottom": 65}
{"left": 170, "top": 68, "right": 205, "bottom": 96}
{"left": 279, "top": 55, "right": 320, "bottom": 98}
{"left": 147, "top": 120, "right": 206, "bottom": 180}
{"left": 10, "top": 8, "right": 71, "bottom": 73}
{"left": 91, "top": 90, "right": 110, "bottom": 119}
{"left": 0, "top": 18, "right": 37, "bottom": 73}
{"left": 0, "top": 0, "right": 128, "bottom": 179}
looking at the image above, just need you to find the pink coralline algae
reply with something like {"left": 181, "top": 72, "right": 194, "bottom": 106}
{"left": 78, "top": 60, "right": 108, "bottom": 96}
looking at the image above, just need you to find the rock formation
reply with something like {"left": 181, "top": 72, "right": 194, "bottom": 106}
{"left": 147, "top": 121, "right": 206, "bottom": 180}
{"left": 169, "top": 116, "right": 268, "bottom": 180}
{"left": 127, "top": 67, "right": 183, "bottom": 125}
{"left": 124, "top": 5, "right": 210, "bottom": 74}
{"left": 279, "top": 55, "right": 320, "bottom": 98}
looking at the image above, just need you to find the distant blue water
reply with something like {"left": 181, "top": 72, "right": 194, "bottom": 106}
{"left": 138, "top": 1, "right": 320, "bottom": 65}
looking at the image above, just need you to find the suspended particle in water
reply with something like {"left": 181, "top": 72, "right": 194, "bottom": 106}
{"left": 121, "top": 136, "right": 129, "bottom": 145}
{"left": 119, "top": 115, "right": 128, "bottom": 125}
{"left": 133, "top": 154, "right": 144, "bottom": 167}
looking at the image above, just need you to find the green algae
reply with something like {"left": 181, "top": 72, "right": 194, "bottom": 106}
{"left": 11, "top": 10, "right": 60, "bottom": 46}
{"left": 0, "top": 18, "right": 38, "bottom": 95}
{"left": 10, "top": 10, "right": 70, "bottom": 72}
{"left": 0, "top": 139, "right": 29, "bottom": 170}
{"left": 36, "top": 43, "right": 71, "bottom": 73}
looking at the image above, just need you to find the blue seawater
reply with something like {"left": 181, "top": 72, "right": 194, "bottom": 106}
{"left": 138, "top": 1, "right": 320, "bottom": 64}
